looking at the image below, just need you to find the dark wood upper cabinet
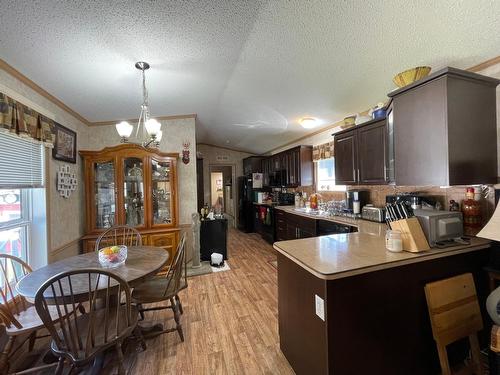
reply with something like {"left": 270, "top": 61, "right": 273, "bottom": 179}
{"left": 358, "top": 120, "right": 388, "bottom": 184}
{"left": 262, "top": 145, "right": 313, "bottom": 187}
{"left": 388, "top": 67, "right": 499, "bottom": 186}
{"left": 334, "top": 130, "right": 359, "bottom": 185}
{"left": 243, "top": 156, "right": 265, "bottom": 176}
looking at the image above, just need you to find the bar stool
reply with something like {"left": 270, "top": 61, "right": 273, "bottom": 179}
{"left": 425, "top": 273, "right": 484, "bottom": 375}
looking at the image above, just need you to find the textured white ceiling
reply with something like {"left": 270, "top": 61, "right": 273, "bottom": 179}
{"left": 0, "top": 0, "right": 499, "bottom": 153}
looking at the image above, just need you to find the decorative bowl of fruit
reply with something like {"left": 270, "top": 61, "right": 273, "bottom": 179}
{"left": 98, "top": 245, "right": 127, "bottom": 268}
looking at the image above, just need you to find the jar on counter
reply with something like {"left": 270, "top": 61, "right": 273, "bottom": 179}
{"left": 462, "top": 187, "right": 482, "bottom": 234}
{"left": 386, "top": 230, "right": 403, "bottom": 252}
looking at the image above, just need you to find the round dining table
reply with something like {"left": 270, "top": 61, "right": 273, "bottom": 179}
{"left": 16, "top": 245, "right": 169, "bottom": 300}
{"left": 15, "top": 246, "right": 169, "bottom": 375}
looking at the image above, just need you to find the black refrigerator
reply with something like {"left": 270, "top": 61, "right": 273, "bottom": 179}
{"left": 238, "top": 176, "right": 257, "bottom": 232}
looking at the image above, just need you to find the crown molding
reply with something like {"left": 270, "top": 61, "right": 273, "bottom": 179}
{"left": 467, "top": 55, "right": 500, "bottom": 72}
{"left": 197, "top": 142, "right": 256, "bottom": 155}
{"left": 0, "top": 58, "right": 197, "bottom": 128}
{"left": 265, "top": 55, "right": 500, "bottom": 155}
{"left": 0, "top": 58, "right": 91, "bottom": 126}
{"left": 89, "top": 113, "right": 197, "bottom": 127}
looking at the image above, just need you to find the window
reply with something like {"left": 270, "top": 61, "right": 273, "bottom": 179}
{"left": 316, "top": 159, "right": 346, "bottom": 192}
{"left": 0, "top": 132, "right": 47, "bottom": 268}
{"left": 0, "top": 189, "right": 29, "bottom": 261}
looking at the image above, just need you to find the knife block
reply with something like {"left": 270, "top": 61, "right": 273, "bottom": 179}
{"left": 390, "top": 218, "right": 430, "bottom": 252}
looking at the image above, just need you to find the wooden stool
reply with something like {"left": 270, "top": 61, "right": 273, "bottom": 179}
{"left": 425, "top": 273, "right": 484, "bottom": 375}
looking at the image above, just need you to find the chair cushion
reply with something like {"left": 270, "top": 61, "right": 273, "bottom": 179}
{"left": 131, "top": 277, "right": 186, "bottom": 304}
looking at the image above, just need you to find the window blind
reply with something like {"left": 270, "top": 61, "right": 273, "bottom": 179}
{"left": 0, "top": 131, "right": 44, "bottom": 188}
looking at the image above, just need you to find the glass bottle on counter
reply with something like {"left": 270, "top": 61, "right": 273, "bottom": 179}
{"left": 462, "top": 187, "right": 482, "bottom": 235}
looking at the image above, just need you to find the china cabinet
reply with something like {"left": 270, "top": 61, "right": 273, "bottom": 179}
{"left": 80, "top": 144, "right": 180, "bottom": 267}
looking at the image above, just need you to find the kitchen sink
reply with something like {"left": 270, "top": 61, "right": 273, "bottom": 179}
{"left": 293, "top": 208, "right": 329, "bottom": 217}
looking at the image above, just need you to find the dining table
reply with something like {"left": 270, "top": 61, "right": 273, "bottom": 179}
{"left": 15, "top": 245, "right": 170, "bottom": 374}
{"left": 16, "top": 245, "right": 169, "bottom": 300}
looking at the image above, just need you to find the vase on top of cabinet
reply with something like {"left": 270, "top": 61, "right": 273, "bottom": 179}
{"left": 80, "top": 144, "right": 180, "bottom": 270}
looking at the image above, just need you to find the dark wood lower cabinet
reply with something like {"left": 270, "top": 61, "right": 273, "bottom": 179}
{"left": 278, "top": 248, "right": 491, "bottom": 375}
{"left": 275, "top": 210, "right": 317, "bottom": 241}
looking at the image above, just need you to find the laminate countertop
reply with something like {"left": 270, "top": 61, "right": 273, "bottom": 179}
{"left": 273, "top": 206, "right": 491, "bottom": 280}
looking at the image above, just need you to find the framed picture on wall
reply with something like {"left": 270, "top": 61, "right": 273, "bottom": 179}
{"left": 52, "top": 122, "right": 77, "bottom": 164}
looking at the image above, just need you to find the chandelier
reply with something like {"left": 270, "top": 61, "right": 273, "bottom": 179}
{"left": 115, "top": 61, "right": 162, "bottom": 147}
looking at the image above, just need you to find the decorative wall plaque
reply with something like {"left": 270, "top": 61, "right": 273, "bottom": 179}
{"left": 57, "top": 165, "right": 77, "bottom": 198}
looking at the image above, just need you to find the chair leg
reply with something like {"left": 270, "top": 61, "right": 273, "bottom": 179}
{"left": 115, "top": 340, "right": 126, "bottom": 375}
{"left": 469, "top": 334, "right": 484, "bottom": 375}
{"left": 175, "top": 294, "right": 183, "bottom": 315}
{"left": 137, "top": 303, "right": 145, "bottom": 321}
{"left": 133, "top": 326, "right": 147, "bottom": 352}
{"left": 67, "top": 363, "right": 76, "bottom": 375}
{"left": 55, "top": 357, "right": 65, "bottom": 375}
{"left": 0, "top": 336, "right": 15, "bottom": 375}
{"left": 28, "top": 331, "right": 37, "bottom": 352}
{"left": 436, "top": 342, "right": 451, "bottom": 375}
{"left": 171, "top": 297, "right": 184, "bottom": 342}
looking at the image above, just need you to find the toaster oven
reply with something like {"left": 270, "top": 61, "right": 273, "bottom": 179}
{"left": 413, "top": 209, "right": 463, "bottom": 246}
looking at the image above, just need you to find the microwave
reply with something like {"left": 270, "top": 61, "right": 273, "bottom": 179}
{"left": 413, "top": 209, "right": 463, "bottom": 246}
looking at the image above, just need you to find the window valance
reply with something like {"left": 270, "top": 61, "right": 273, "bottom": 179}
{"left": 0, "top": 92, "right": 55, "bottom": 147}
{"left": 312, "top": 141, "right": 334, "bottom": 161}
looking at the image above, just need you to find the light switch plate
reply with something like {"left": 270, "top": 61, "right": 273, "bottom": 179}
{"left": 315, "top": 294, "right": 325, "bottom": 321}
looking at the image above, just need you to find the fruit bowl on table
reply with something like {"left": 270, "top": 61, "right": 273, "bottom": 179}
{"left": 98, "top": 245, "right": 127, "bottom": 268}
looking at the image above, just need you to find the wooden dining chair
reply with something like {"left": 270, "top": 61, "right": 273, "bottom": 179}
{"left": 34, "top": 268, "right": 144, "bottom": 375}
{"left": 131, "top": 233, "right": 187, "bottom": 341}
{"left": 95, "top": 225, "right": 142, "bottom": 251}
{"left": 425, "top": 273, "right": 484, "bottom": 375}
{"left": 0, "top": 254, "right": 60, "bottom": 374}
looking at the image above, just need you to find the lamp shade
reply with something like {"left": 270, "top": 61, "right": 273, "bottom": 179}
{"left": 156, "top": 130, "right": 163, "bottom": 142}
{"left": 115, "top": 121, "right": 133, "bottom": 138}
{"left": 477, "top": 200, "right": 500, "bottom": 241}
{"left": 145, "top": 118, "right": 161, "bottom": 136}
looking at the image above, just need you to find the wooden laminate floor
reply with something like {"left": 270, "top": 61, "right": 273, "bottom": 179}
{"left": 110, "top": 229, "right": 294, "bottom": 375}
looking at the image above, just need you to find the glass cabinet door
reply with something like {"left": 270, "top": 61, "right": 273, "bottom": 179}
{"left": 93, "top": 160, "right": 116, "bottom": 229}
{"left": 151, "top": 159, "right": 173, "bottom": 225}
{"left": 123, "top": 157, "right": 145, "bottom": 227}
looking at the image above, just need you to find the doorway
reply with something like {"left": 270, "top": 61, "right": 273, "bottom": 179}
{"left": 209, "top": 165, "right": 236, "bottom": 227}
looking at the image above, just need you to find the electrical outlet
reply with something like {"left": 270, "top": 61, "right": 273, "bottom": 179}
{"left": 315, "top": 294, "right": 325, "bottom": 321}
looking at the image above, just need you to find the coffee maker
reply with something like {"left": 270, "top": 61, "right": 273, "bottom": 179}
{"left": 346, "top": 190, "right": 369, "bottom": 213}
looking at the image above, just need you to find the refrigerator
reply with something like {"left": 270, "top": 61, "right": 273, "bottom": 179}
{"left": 238, "top": 176, "right": 260, "bottom": 232}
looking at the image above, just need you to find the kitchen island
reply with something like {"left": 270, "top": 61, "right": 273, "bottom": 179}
{"left": 273, "top": 214, "right": 492, "bottom": 375}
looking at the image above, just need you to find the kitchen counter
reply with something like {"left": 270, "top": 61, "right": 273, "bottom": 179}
{"left": 274, "top": 206, "right": 492, "bottom": 374}
{"left": 274, "top": 205, "right": 386, "bottom": 236}
{"left": 274, "top": 206, "right": 490, "bottom": 280}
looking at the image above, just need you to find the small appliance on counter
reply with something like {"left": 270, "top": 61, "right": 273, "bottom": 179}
{"left": 386, "top": 193, "right": 437, "bottom": 210}
{"left": 278, "top": 192, "right": 295, "bottom": 205}
{"left": 413, "top": 209, "right": 466, "bottom": 247}
{"left": 346, "top": 190, "right": 369, "bottom": 213}
{"left": 361, "top": 205, "right": 386, "bottom": 223}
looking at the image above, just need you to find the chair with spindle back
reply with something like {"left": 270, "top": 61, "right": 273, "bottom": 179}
{"left": 34, "top": 268, "right": 143, "bottom": 375}
{"left": 95, "top": 225, "right": 142, "bottom": 252}
{"left": 131, "top": 233, "right": 187, "bottom": 341}
{"left": 0, "top": 254, "right": 61, "bottom": 374}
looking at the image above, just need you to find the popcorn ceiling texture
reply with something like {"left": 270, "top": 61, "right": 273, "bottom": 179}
{"left": 1, "top": 1, "right": 500, "bottom": 153}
